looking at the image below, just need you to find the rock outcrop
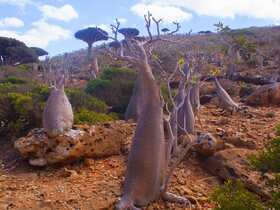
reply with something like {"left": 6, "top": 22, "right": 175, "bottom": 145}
{"left": 14, "top": 121, "right": 135, "bottom": 166}
{"left": 245, "top": 82, "right": 280, "bottom": 106}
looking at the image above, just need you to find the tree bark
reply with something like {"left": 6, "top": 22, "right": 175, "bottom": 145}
{"left": 125, "top": 78, "right": 140, "bottom": 121}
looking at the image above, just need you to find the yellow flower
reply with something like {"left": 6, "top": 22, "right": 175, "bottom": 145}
{"left": 178, "top": 57, "right": 185, "bottom": 71}
{"left": 210, "top": 67, "right": 221, "bottom": 76}
{"left": 152, "top": 53, "right": 159, "bottom": 61}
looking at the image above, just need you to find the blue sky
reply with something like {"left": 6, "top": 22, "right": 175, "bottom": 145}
{"left": 0, "top": 0, "right": 279, "bottom": 56}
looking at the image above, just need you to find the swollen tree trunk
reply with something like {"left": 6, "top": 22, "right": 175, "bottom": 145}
{"left": 190, "top": 81, "right": 200, "bottom": 115}
{"left": 170, "top": 73, "right": 189, "bottom": 152}
{"left": 178, "top": 83, "right": 195, "bottom": 135}
{"left": 125, "top": 78, "right": 140, "bottom": 121}
{"left": 117, "top": 44, "right": 166, "bottom": 209}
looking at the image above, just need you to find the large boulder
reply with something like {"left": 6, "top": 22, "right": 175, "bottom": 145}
{"left": 14, "top": 121, "right": 135, "bottom": 166}
{"left": 245, "top": 83, "right": 280, "bottom": 106}
{"left": 204, "top": 148, "right": 271, "bottom": 199}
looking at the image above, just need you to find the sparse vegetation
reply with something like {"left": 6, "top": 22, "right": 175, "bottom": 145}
{"left": 211, "top": 180, "right": 265, "bottom": 210}
{"left": 248, "top": 125, "right": 280, "bottom": 209}
{"left": 1, "top": 9, "right": 280, "bottom": 210}
{"left": 250, "top": 137, "right": 280, "bottom": 173}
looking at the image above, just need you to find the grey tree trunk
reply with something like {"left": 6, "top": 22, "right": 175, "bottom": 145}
{"left": 124, "top": 78, "right": 140, "bottom": 121}
{"left": 87, "top": 43, "right": 92, "bottom": 61}
{"left": 190, "top": 81, "right": 200, "bottom": 115}
{"left": 178, "top": 84, "right": 195, "bottom": 135}
{"left": 116, "top": 45, "right": 166, "bottom": 209}
{"left": 214, "top": 77, "right": 239, "bottom": 111}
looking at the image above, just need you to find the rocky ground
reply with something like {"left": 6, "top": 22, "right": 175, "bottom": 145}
{"left": 0, "top": 103, "right": 280, "bottom": 210}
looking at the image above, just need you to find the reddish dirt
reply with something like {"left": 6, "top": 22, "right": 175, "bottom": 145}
{"left": 1, "top": 104, "right": 280, "bottom": 210}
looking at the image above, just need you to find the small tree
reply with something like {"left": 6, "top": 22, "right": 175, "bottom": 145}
{"left": 74, "top": 27, "right": 108, "bottom": 78}
{"left": 104, "top": 13, "right": 212, "bottom": 210}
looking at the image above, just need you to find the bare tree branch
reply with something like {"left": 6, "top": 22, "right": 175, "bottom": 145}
{"left": 169, "top": 22, "right": 181, "bottom": 35}
{"left": 144, "top": 11, "right": 153, "bottom": 40}
{"left": 110, "top": 18, "right": 120, "bottom": 40}
{"left": 152, "top": 17, "right": 162, "bottom": 38}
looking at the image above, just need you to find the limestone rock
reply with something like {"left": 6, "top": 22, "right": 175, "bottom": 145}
{"left": 245, "top": 82, "right": 280, "bottom": 106}
{"left": 14, "top": 121, "right": 135, "bottom": 166}
{"left": 194, "top": 133, "right": 224, "bottom": 156}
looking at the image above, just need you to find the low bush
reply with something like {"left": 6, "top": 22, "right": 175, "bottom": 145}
{"left": 86, "top": 67, "right": 137, "bottom": 113}
{"left": 268, "top": 174, "right": 280, "bottom": 209}
{"left": 249, "top": 137, "right": 280, "bottom": 173}
{"left": 74, "top": 108, "right": 117, "bottom": 124}
{"left": 66, "top": 89, "right": 108, "bottom": 113}
{"left": 0, "top": 92, "right": 42, "bottom": 138}
{"left": 249, "top": 125, "right": 280, "bottom": 210}
{"left": 0, "top": 77, "right": 110, "bottom": 139}
{"left": 0, "top": 76, "right": 27, "bottom": 84}
{"left": 211, "top": 180, "right": 265, "bottom": 210}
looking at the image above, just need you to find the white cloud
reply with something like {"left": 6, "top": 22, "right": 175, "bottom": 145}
{"left": 118, "top": 18, "right": 127, "bottom": 24}
{"left": 0, "top": 0, "right": 32, "bottom": 7}
{"left": 0, "top": 17, "right": 24, "bottom": 28}
{"left": 39, "top": 4, "right": 79, "bottom": 22}
{"left": 142, "top": 0, "right": 280, "bottom": 21}
{"left": 97, "top": 24, "right": 111, "bottom": 32}
{"left": 131, "top": 3, "right": 192, "bottom": 23}
{"left": 0, "top": 20, "right": 71, "bottom": 48}
{"left": 83, "top": 24, "right": 113, "bottom": 39}
{"left": 83, "top": 24, "right": 110, "bottom": 31}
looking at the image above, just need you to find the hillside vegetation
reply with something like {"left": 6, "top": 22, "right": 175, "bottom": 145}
{"left": 0, "top": 24, "right": 279, "bottom": 210}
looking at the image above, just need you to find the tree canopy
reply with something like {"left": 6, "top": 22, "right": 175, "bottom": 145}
{"left": 74, "top": 27, "right": 108, "bottom": 45}
{"left": 0, "top": 37, "right": 38, "bottom": 65}
{"left": 30, "top": 47, "right": 48, "bottom": 57}
{"left": 118, "top": 28, "right": 140, "bottom": 39}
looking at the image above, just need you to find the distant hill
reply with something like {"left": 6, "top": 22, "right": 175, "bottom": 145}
{"left": 51, "top": 25, "right": 280, "bottom": 82}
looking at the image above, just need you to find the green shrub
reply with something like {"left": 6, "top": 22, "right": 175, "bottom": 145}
{"left": 211, "top": 180, "right": 265, "bottom": 210}
{"left": 66, "top": 89, "right": 108, "bottom": 113}
{"left": 268, "top": 174, "right": 280, "bottom": 209}
{"left": 17, "top": 64, "right": 30, "bottom": 72}
{"left": 7, "top": 93, "right": 33, "bottom": 116}
{"left": 249, "top": 137, "right": 280, "bottom": 173}
{"left": 0, "top": 92, "right": 42, "bottom": 138}
{"left": 249, "top": 125, "right": 280, "bottom": 210}
{"left": 0, "top": 76, "right": 27, "bottom": 84}
{"left": 86, "top": 67, "right": 137, "bottom": 113}
{"left": 276, "top": 124, "right": 280, "bottom": 136}
{"left": 0, "top": 76, "right": 110, "bottom": 139}
{"left": 74, "top": 108, "right": 117, "bottom": 124}
{"left": 100, "top": 67, "right": 136, "bottom": 81}
{"left": 86, "top": 79, "right": 111, "bottom": 93}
